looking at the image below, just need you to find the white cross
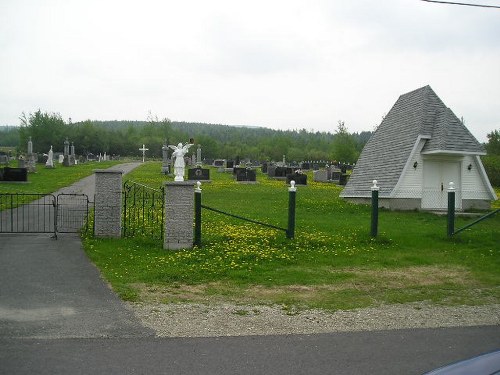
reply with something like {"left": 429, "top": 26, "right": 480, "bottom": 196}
{"left": 139, "top": 144, "right": 149, "bottom": 163}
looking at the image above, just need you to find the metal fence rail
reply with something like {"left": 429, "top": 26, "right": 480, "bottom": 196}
{"left": 122, "top": 181, "right": 164, "bottom": 239}
{"left": 194, "top": 182, "right": 296, "bottom": 246}
{"left": 0, "top": 193, "right": 56, "bottom": 236}
{"left": 57, "top": 193, "right": 90, "bottom": 234}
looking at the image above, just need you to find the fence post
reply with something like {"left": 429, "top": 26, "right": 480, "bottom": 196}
{"left": 164, "top": 181, "right": 195, "bottom": 250}
{"left": 194, "top": 181, "right": 202, "bottom": 247}
{"left": 447, "top": 181, "right": 455, "bottom": 237}
{"left": 371, "top": 180, "right": 379, "bottom": 237}
{"left": 287, "top": 180, "right": 297, "bottom": 239}
{"left": 94, "top": 169, "right": 123, "bottom": 238}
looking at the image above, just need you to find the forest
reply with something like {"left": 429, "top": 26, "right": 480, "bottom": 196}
{"left": 0, "top": 110, "right": 371, "bottom": 163}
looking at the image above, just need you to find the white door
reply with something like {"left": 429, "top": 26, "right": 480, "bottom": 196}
{"left": 422, "top": 160, "right": 461, "bottom": 210}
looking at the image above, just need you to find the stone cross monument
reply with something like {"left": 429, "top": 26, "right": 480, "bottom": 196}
{"left": 139, "top": 144, "right": 149, "bottom": 163}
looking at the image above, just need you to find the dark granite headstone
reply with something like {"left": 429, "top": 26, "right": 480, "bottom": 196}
{"left": 188, "top": 167, "right": 210, "bottom": 180}
{"left": 236, "top": 168, "right": 256, "bottom": 182}
{"left": 233, "top": 167, "right": 246, "bottom": 176}
{"left": 261, "top": 163, "right": 268, "bottom": 173}
{"left": 226, "top": 160, "right": 234, "bottom": 169}
{"left": 287, "top": 173, "right": 307, "bottom": 185}
{"left": 275, "top": 167, "right": 293, "bottom": 178}
{"left": 331, "top": 171, "right": 342, "bottom": 182}
{"left": 1, "top": 167, "right": 28, "bottom": 182}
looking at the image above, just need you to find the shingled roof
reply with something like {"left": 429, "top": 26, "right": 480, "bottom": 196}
{"left": 340, "top": 85, "right": 485, "bottom": 198}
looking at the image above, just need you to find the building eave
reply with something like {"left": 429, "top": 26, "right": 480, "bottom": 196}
{"left": 421, "top": 150, "right": 486, "bottom": 156}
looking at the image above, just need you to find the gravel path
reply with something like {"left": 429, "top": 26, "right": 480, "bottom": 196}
{"left": 129, "top": 302, "right": 500, "bottom": 338}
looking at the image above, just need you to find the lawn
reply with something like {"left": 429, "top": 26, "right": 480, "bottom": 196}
{"left": 81, "top": 162, "right": 500, "bottom": 311}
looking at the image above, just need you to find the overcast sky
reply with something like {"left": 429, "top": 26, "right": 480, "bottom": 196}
{"left": 1, "top": 0, "right": 499, "bottom": 141}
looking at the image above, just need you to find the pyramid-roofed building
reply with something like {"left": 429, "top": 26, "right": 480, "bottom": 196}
{"left": 340, "top": 85, "right": 496, "bottom": 210}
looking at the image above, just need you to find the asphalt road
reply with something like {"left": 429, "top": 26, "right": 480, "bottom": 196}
{"left": 1, "top": 324, "right": 499, "bottom": 374}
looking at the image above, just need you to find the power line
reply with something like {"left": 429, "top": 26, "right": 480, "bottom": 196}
{"left": 421, "top": 0, "right": 500, "bottom": 8}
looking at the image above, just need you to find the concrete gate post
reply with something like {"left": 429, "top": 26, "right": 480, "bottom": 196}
{"left": 164, "top": 181, "right": 195, "bottom": 250}
{"left": 94, "top": 169, "right": 123, "bottom": 238}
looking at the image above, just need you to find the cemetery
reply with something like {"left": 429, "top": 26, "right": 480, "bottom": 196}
{"left": 1, "top": 150, "right": 499, "bottom": 311}
{"left": 0, "top": 111, "right": 498, "bottom": 312}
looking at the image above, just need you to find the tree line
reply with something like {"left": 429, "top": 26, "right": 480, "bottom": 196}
{"left": 1, "top": 110, "right": 371, "bottom": 163}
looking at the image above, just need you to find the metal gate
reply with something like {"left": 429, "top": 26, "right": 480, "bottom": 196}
{"left": 0, "top": 193, "right": 89, "bottom": 237}
{"left": 56, "top": 193, "right": 90, "bottom": 234}
{"left": 122, "top": 181, "right": 164, "bottom": 239}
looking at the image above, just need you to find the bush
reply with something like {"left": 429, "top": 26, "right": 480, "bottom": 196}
{"left": 482, "top": 155, "right": 500, "bottom": 187}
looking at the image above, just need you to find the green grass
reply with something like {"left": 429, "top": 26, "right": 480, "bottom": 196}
{"left": 82, "top": 162, "right": 500, "bottom": 311}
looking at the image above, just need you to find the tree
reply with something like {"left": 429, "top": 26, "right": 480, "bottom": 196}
{"left": 19, "top": 110, "right": 67, "bottom": 154}
{"left": 330, "top": 121, "right": 359, "bottom": 163}
{"left": 485, "top": 129, "right": 500, "bottom": 155}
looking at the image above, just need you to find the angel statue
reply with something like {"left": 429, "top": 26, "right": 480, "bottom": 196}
{"left": 44, "top": 145, "right": 54, "bottom": 168}
{"left": 169, "top": 142, "right": 192, "bottom": 181}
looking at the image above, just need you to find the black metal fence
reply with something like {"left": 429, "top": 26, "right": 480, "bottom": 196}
{"left": 447, "top": 188, "right": 500, "bottom": 236}
{"left": 56, "top": 193, "right": 90, "bottom": 234}
{"left": 194, "top": 182, "right": 296, "bottom": 247}
{"left": 122, "top": 181, "right": 164, "bottom": 239}
{"left": 0, "top": 192, "right": 91, "bottom": 238}
{"left": 0, "top": 193, "right": 56, "bottom": 235}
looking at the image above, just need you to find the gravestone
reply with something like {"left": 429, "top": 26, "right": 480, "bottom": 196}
{"left": 26, "top": 137, "right": 37, "bottom": 173}
{"left": 70, "top": 142, "right": 76, "bottom": 165}
{"left": 226, "top": 160, "right": 234, "bottom": 169}
{"left": 161, "top": 144, "right": 170, "bottom": 174}
{"left": 330, "top": 169, "right": 342, "bottom": 183}
{"left": 233, "top": 167, "right": 246, "bottom": 176}
{"left": 313, "top": 170, "right": 329, "bottom": 182}
{"left": 0, "top": 167, "right": 28, "bottom": 182}
{"left": 235, "top": 168, "right": 256, "bottom": 182}
{"left": 188, "top": 166, "right": 210, "bottom": 180}
{"left": 287, "top": 172, "right": 307, "bottom": 185}
{"left": 213, "top": 159, "right": 225, "bottom": 168}
{"left": 261, "top": 162, "right": 268, "bottom": 173}
{"left": 63, "top": 138, "right": 70, "bottom": 166}
{"left": 275, "top": 167, "right": 293, "bottom": 178}
{"left": 196, "top": 144, "right": 202, "bottom": 167}
{"left": 0, "top": 153, "right": 8, "bottom": 165}
{"left": 267, "top": 165, "right": 276, "bottom": 177}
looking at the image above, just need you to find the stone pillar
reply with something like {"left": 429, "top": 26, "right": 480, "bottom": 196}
{"left": 196, "top": 144, "right": 202, "bottom": 167}
{"left": 164, "top": 181, "right": 195, "bottom": 250}
{"left": 63, "top": 138, "right": 70, "bottom": 166}
{"left": 94, "top": 170, "right": 123, "bottom": 238}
